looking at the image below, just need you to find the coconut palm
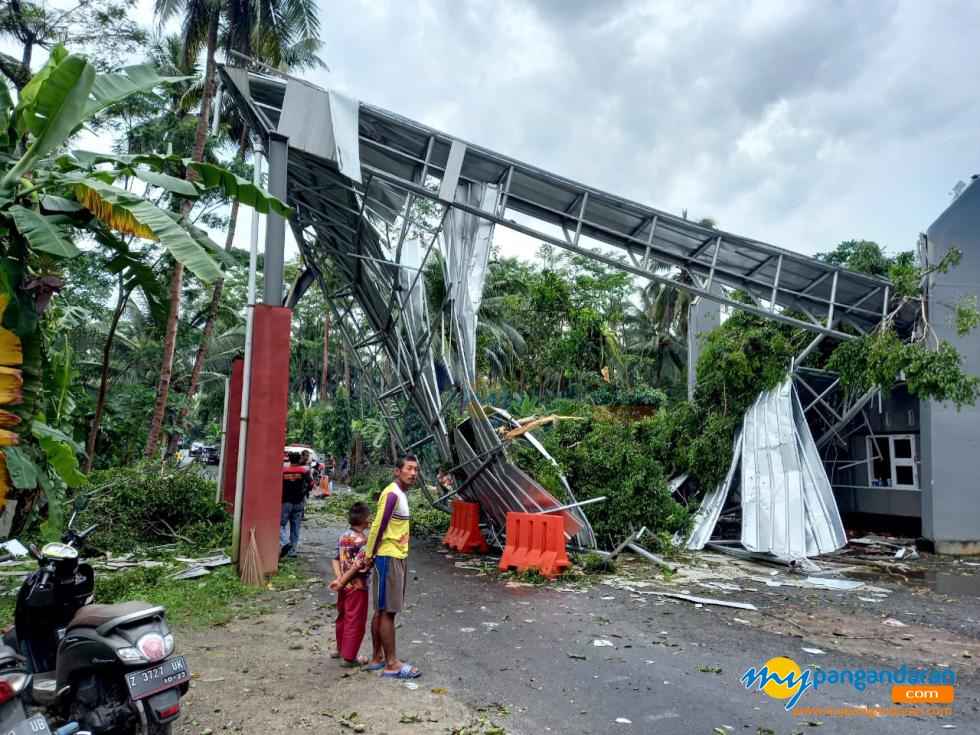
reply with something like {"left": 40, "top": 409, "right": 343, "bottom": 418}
{"left": 148, "top": 0, "right": 324, "bottom": 455}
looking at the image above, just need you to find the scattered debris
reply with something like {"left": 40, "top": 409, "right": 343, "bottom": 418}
{"left": 802, "top": 647, "right": 826, "bottom": 655}
{"left": 170, "top": 566, "right": 210, "bottom": 580}
{"left": 1, "top": 540, "right": 28, "bottom": 558}
{"left": 614, "top": 718, "right": 632, "bottom": 725}
{"left": 882, "top": 618, "right": 907, "bottom": 628}
{"left": 626, "top": 542, "right": 677, "bottom": 572}
{"left": 638, "top": 590, "right": 757, "bottom": 611}
{"left": 593, "top": 639, "right": 615, "bottom": 648}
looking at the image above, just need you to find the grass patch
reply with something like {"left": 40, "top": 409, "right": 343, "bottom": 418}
{"left": 92, "top": 563, "right": 272, "bottom": 629}
{"left": 0, "top": 554, "right": 303, "bottom": 631}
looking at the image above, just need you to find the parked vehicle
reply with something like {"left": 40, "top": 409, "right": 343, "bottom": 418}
{"left": 2, "top": 496, "right": 189, "bottom": 734}
{"left": 0, "top": 659, "right": 88, "bottom": 735}
{"left": 204, "top": 446, "right": 220, "bottom": 465}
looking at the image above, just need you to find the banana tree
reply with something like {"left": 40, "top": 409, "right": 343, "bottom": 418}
{"left": 0, "top": 47, "right": 290, "bottom": 537}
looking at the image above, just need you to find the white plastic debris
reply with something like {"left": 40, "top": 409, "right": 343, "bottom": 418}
{"left": 1, "top": 540, "right": 28, "bottom": 557}
{"left": 802, "top": 647, "right": 826, "bottom": 655}
{"left": 882, "top": 618, "right": 907, "bottom": 627}
{"left": 615, "top": 718, "right": 632, "bottom": 725}
{"left": 460, "top": 627, "right": 475, "bottom": 633}
{"left": 593, "top": 639, "right": 615, "bottom": 648}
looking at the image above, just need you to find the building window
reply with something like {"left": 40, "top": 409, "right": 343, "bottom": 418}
{"left": 866, "top": 434, "right": 918, "bottom": 490}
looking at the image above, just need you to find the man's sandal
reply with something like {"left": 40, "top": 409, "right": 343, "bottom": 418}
{"left": 340, "top": 656, "right": 369, "bottom": 668}
{"left": 380, "top": 663, "right": 421, "bottom": 679}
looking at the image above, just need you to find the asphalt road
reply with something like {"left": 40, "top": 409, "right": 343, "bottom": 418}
{"left": 302, "top": 519, "right": 976, "bottom": 735}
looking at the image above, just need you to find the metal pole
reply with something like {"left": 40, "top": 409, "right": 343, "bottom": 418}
{"left": 215, "top": 376, "right": 230, "bottom": 504}
{"left": 232, "top": 146, "right": 263, "bottom": 563}
{"left": 263, "top": 132, "right": 289, "bottom": 306}
{"left": 533, "top": 496, "right": 606, "bottom": 514}
{"left": 626, "top": 542, "right": 677, "bottom": 572}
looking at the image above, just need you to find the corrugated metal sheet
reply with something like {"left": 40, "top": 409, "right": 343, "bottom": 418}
{"left": 685, "top": 380, "right": 846, "bottom": 558}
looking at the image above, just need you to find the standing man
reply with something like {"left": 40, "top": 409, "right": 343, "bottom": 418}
{"left": 364, "top": 455, "right": 421, "bottom": 678}
{"left": 281, "top": 451, "right": 313, "bottom": 558}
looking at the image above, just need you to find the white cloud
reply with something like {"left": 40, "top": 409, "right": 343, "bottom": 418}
{"left": 295, "top": 0, "right": 978, "bottom": 259}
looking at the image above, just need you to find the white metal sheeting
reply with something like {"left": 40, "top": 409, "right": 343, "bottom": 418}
{"left": 685, "top": 380, "right": 847, "bottom": 558}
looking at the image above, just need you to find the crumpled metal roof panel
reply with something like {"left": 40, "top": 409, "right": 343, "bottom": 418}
{"left": 684, "top": 380, "right": 846, "bottom": 558}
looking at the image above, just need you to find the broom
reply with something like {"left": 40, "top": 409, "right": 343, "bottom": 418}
{"left": 240, "top": 527, "right": 265, "bottom": 586}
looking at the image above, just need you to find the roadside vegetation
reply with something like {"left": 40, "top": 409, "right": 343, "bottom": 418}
{"left": 0, "top": 2, "right": 977, "bottom": 566}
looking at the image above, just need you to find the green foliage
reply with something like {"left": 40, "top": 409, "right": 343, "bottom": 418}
{"left": 79, "top": 461, "right": 230, "bottom": 553}
{"left": 580, "top": 551, "right": 618, "bottom": 575}
{"left": 509, "top": 401, "right": 692, "bottom": 544}
{"left": 694, "top": 310, "right": 795, "bottom": 418}
{"left": 325, "top": 386, "right": 353, "bottom": 459}
{"left": 409, "top": 493, "right": 451, "bottom": 537}
{"left": 828, "top": 329, "right": 980, "bottom": 409}
{"left": 287, "top": 404, "right": 326, "bottom": 447}
{"left": 951, "top": 294, "right": 980, "bottom": 337}
{"left": 584, "top": 376, "right": 665, "bottom": 408}
{"left": 349, "top": 465, "right": 392, "bottom": 500}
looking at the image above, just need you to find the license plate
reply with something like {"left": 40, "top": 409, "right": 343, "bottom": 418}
{"left": 4, "top": 716, "right": 51, "bottom": 735}
{"left": 125, "top": 656, "right": 190, "bottom": 701}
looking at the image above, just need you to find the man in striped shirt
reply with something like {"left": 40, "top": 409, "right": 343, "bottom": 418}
{"left": 363, "top": 455, "right": 421, "bottom": 678}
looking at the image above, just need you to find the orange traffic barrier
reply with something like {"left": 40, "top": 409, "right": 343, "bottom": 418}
{"left": 442, "top": 500, "right": 489, "bottom": 553}
{"left": 498, "top": 511, "right": 570, "bottom": 578}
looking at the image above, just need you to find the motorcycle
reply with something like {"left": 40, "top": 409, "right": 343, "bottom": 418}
{"left": 3, "top": 496, "right": 189, "bottom": 735}
{"left": 0, "top": 640, "right": 92, "bottom": 735}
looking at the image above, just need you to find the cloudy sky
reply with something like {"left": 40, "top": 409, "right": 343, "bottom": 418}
{"left": 293, "top": 0, "right": 978, "bottom": 259}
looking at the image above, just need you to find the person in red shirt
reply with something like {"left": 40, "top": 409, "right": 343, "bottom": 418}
{"left": 280, "top": 451, "right": 313, "bottom": 558}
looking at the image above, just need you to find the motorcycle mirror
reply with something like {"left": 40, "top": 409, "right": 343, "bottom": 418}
{"left": 72, "top": 495, "right": 89, "bottom": 512}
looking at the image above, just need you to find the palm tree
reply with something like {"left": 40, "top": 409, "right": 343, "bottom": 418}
{"left": 144, "top": 0, "right": 221, "bottom": 457}
{"left": 422, "top": 251, "right": 525, "bottom": 386}
{"left": 625, "top": 289, "right": 686, "bottom": 387}
{"left": 148, "top": 0, "right": 324, "bottom": 456}
{"left": 637, "top": 213, "right": 718, "bottom": 384}
{"left": 0, "top": 51, "right": 288, "bottom": 527}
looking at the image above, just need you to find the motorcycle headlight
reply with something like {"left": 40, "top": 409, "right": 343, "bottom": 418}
{"left": 116, "top": 647, "right": 144, "bottom": 663}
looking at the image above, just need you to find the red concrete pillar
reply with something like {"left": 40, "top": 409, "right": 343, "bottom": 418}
{"left": 237, "top": 305, "right": 292, "bottom": 576}
{"left": 221, "top": 358, "right": 244, "bottom": 513}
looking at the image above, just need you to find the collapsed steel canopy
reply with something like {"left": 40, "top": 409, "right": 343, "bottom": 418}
{"left": 219, "top": 64, "right": 894, "bottom": 549}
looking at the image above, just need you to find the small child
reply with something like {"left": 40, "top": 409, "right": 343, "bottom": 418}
{"left": 329, "top": 502, "right": 371, "bottom": 667}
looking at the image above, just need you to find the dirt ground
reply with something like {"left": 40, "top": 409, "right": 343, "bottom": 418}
{"left": 173, "top": 517, "right": 492, "bottom": 735}
{"left": 173, "top": 507, "right": 980, "bottom": 735}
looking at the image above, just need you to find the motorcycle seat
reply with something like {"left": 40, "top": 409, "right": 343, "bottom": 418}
{"left": 67, "top": 601, "right": 161, "bottom": 631}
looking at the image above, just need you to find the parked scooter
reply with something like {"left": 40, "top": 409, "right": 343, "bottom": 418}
{"left": 0, "top": 639, "right": 93, "bottom": 735}
{"left": 3, "top": 496, "right": 189, "bottom": 734}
